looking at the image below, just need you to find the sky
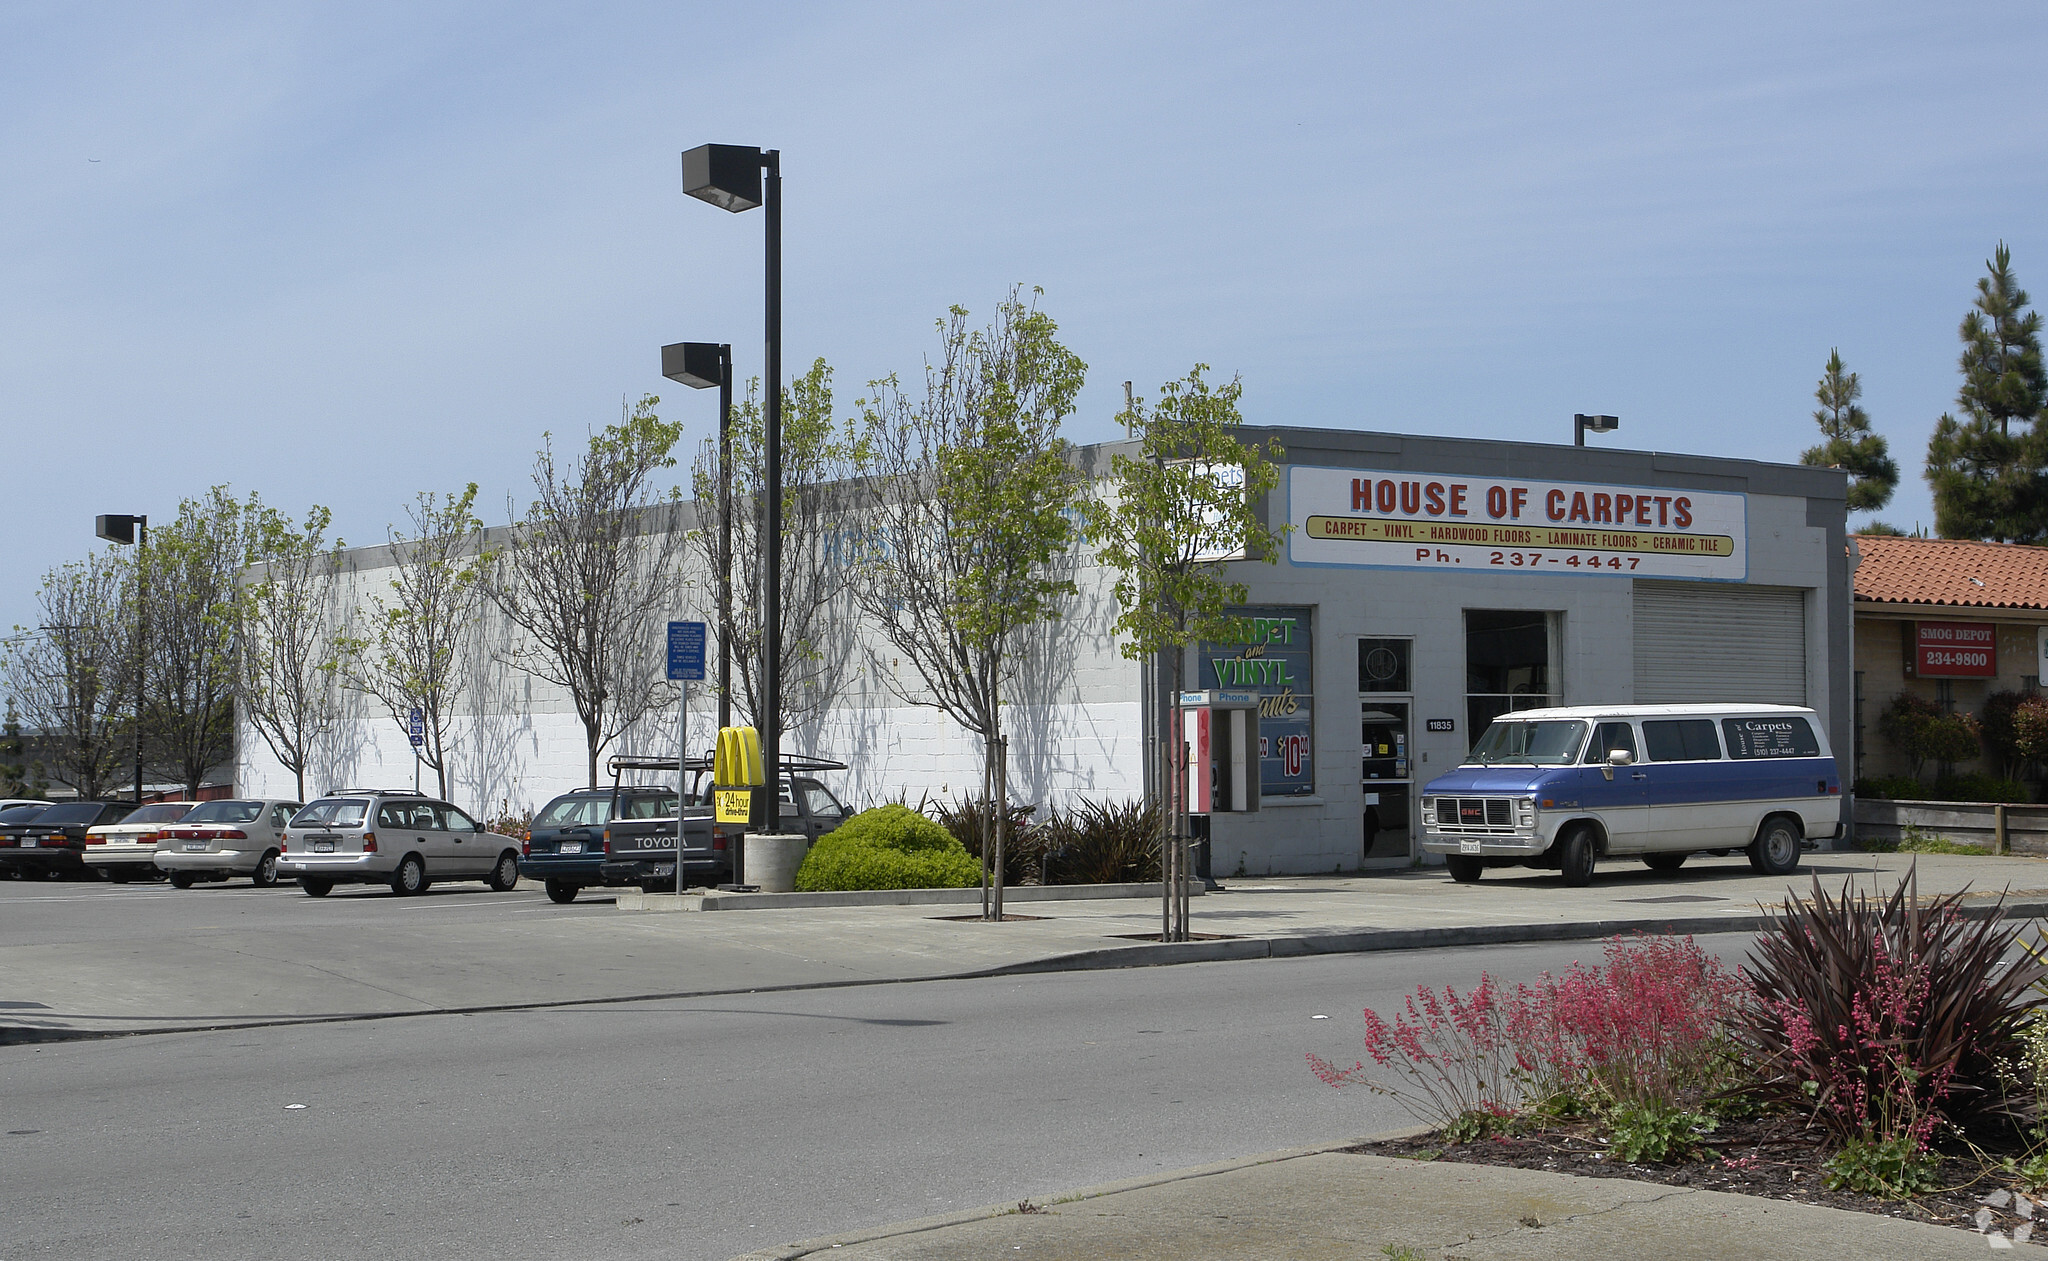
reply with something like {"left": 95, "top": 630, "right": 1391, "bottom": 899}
{"left": 4, "top": 1, "right": 2046, "bottom": 643}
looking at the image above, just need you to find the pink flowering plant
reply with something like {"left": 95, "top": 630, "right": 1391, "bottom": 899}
{"left": 1308, "top": 935, "right": 1743, "bottom": 1147}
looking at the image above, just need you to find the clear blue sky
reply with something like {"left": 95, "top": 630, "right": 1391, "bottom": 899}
{"left": 4, "top": 2, "right": 2046, "bottom": 642}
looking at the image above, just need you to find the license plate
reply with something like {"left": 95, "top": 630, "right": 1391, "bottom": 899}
{"left": 558, "top": 841, "right": 582, "bottom": 854}
{"left": 183, "top": 842, "right": 208, "bottom": 852}
{"left": 21, "top": 839, "right": 36, "bottom": 848}
{"left": 313, "top": 841, "right": 336, "bottom": 853}
{"left": 1459, "top": 839, "right": 1482, "bottom": 855}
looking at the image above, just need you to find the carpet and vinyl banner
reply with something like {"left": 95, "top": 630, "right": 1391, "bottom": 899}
{"left": 1288, "top": 465, "right": 1749, "bottom": 581}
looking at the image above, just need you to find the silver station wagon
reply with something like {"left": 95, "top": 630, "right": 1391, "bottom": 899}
{"left": 276, "top": 789, "right": 521, "bottom": 897}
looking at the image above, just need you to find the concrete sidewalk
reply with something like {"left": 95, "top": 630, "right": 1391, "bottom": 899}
{"left": 731, "top": 1137, "right": 2040, "bottom": 1260}
{"left": 3, "top": 849, "right": 2046, "bottom": 1041}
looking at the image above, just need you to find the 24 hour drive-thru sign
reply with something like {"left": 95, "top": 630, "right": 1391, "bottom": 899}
{"left": 1287, "top": 466, "right": 1749, "bottom": 581}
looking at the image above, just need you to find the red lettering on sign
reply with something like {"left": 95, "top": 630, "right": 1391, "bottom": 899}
{"left": 1401, "top": 481, "right": 1421, "bottom": 514}
{"left": 1449, "top": 484, "right": 1468, "bottom": 516}
{"left": 1486, "top": 485, "right": 1508, "bottom": 518}
{"left": 1569, "top": 492, "right": 1591, "bottom": 522}
{"left": 1673, "top": 497, "right": 1692, "bottom": 528}
{"left": 1377, "top": 479, "right": 1396, "bottom": 513}
{"left": 1592, "top": 493, "right": 1612, "bottom": 523}
{"left": 1546, "top": 489, "right": 1566, "bottom": 520}
{"left": 1425, "top": 483, "right": 1446, "bottom": 515}
{"left": 1511, "top": 487, "right": 1528, "bottom": 519}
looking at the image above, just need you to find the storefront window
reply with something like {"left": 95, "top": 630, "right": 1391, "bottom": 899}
{"left": 1465, "top": 610, "right": 1556, "bottom": 741}
{"left": 1358, "top": 638, "right": 1411, "bottom": 693}
{"left": 1199, "top": 606, "right": 1314, "bottom": 796}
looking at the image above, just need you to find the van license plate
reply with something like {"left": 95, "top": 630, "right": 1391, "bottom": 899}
{"left": 313, "top": 841, "right": 335, "bottom": 853}
{"left": 1459, "top": 839, "right": 1481, "bottom": 854}
{"left": 558, "top": 842, "right": 582, "bottom": 854}
{"left": 183, "top": 842, "right": 207, "bottom": 852}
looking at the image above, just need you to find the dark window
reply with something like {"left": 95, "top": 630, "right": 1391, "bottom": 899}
{"left": 1465, "top": 610, "right": 1553, "bottom": 736}
{"left": 534, "top": 795, "right": 609, "bottom": 828}
{"left": 1583, "top": 721, "right": 1638, "bottom": 763}
{"left": 1722, "top": 717, "right": 1821, "bottom": 759}
{"left": 1357, "top": 639, "right": 1411, "bottom": 693}
{"left": 1642, "top": 719, "right": 1722, "bottom": 762}
{"left": 36, "top": 803, "right": 107, "bottom": 825}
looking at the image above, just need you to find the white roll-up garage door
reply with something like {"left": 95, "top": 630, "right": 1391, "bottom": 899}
{"left": 1633, "top": 581, "right": 1807, "bottom": 705}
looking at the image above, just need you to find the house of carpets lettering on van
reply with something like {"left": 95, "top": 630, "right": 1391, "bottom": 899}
{"left": 233, "top": 427, "right": 1851, "bottom": 877}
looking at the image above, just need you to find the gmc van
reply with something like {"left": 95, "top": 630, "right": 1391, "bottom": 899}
{"left": 1417, "top": 703, "right": 1842, "bottom": 886}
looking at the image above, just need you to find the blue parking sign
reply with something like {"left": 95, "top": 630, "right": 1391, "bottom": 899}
{"left": 667, "top": 621, "right": 706, "bottom": 681}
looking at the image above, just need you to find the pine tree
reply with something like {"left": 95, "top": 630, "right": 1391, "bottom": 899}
{"left": 1926, "top": 243, "right": 2048, "bottom": 541}
{"left": 1799, "top": 349, "right": 1897, "bottom": 512}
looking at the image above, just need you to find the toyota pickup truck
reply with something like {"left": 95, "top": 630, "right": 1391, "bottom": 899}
{"left": 519, "top": 755, "right": 852, "bottom": 900}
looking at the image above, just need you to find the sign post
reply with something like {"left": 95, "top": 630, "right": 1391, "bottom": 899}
{"left": 667, "top": 621, "right": 707, "bottom": 894}
{"left": 408, "top": 707, "right": 424, "bottom": 791}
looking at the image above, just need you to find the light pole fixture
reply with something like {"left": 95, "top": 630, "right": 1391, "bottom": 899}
{"left": 94, "top": 512, "right": 147, "bottom": 805}
{"left": 681, "top": 142, "right": 782, "bottom": 825}
{"left": 1574, "top": 414, "right": 1619, "bottom": 447}
{"left": 663, "top": 340, "right": 735, "bottom": 732}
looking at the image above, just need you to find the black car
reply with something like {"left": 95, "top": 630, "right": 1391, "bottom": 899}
{"left": 0, "top": 800, "right": 137, "bottom": 879}
{"left": 518, "top": 784, "right": 684, "bottom": 904}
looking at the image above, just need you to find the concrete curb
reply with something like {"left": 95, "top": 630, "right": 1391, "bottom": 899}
{"left": 722, "top": 1127, "right": 1434, "bottom": 1261}
{"left": 614, "top": 881, "right": 1197, "bottom": 912}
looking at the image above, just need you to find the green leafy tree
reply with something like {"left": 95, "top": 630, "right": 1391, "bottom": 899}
{"left": 486, "top": 397, "right": 689, "bottom": 787}
{"left": 1926, "top": 243, "right": 2048, "bottom": 541}
{"left": 1, "top": 696, "right": 47, "bottom": 798}
{"left": 337, "top": 486, "right": 486, "bottom": 799}
{"left": 1085, "top": 367, "right": 1288, "bottom": 938}
{"left": 1800, "top": 350, "right": 1896, "bottom": 513}
{"left": 141, "top": 487, "right": 256, "bottom": 798}
{"left": 851, "top": 291, "right": 1088, "bottom": 915}
{"left": 241, "top": 504, "right": 344, "bottom": 802}
{"left": 687, "top": 361, "right": 867, "bottom": 742}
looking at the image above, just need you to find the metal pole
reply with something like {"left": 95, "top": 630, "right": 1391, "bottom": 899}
{"left": 760, "top": 150, "right": 782, "bottom": 830}
{"left": 688, "top": 679, "right": 696, "bottom": 896}
{"left": 135, "top": 517, "right": 147, "bottom": 805}
{"left": 980, "top": 740, "right": 992, "bottom": 919}
{"left": 717, "top": 345, "right": 733, "bottom": 732}
{"left": 994, "top": 735, "right": 1008, "bottom": 922}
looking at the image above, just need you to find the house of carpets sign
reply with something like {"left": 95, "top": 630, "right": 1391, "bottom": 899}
{"left": 1287, "top": 465, "right": 1749, "bottom": 581}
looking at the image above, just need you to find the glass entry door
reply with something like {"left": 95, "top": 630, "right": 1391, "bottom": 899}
{"left": 1360, "top": 700, "right": 1412, "bottom": 864}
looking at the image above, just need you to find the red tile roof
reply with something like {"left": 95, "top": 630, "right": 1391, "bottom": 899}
{"left": 1854, "top": 535, "right": 2048, "bottom": 610}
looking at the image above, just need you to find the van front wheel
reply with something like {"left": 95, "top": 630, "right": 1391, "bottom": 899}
{"left": 1749, "top": 818, "right": 1802, "bottom": 876}
{"left": 1557, "top": 827, "right": 1596, "bottom": 887}
{"left": 1446, "top": 856, "right": 1484, "bottom": 884}
{"left": 1643, "top": 853, "right": 1687, "bottom": 872}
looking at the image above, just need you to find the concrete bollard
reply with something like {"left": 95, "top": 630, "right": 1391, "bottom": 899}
{"left": 744, "top": 833, "right": 810, "bottom": 893}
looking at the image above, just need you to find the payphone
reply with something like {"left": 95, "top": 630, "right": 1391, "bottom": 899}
{"left": 1179, "top": 690, "right": 1262, "bottom": 814}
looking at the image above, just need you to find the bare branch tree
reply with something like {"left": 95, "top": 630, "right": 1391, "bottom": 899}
{"left": 687, "top": 360, "right": 867, "bottom": 745}
{"left": 2, "top": 551, "right": 135, "bottom": 798}
{"left": 241, "top": 503, "right": 343, "bottom": 802}
{"left": 337, "top": 486, "right": 486, "bottom": 799}
{"left": 486, "top": 396, "right": 689, "bottom": 787}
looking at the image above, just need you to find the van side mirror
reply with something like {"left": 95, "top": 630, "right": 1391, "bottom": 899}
{"left": 1607, "top": 749, "right": 1633, "bottom": 766}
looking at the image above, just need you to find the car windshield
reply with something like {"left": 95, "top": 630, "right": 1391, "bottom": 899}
{"left": 534, "top": 796, "right": 610, "bottom": 828}
{"left": 35, "top": 803, "right": 107, "bottom": 825}
{"left": 1466, "top": 720, "right": 1588, "bottom": 766}
{"left": 291, "top": 799, "right": 369, "bottom": 828}
{"left": 186, "top": 800, "right": 265, "bottom": 824}
{"left": 0, "top": 805, "right": 50, "bottom": 824}
{"left": 124, "top": 803, "right": 194, "bottom": 824}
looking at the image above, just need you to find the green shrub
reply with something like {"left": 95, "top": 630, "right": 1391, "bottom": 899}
{"left": 929, "top": 795, "right": 1043, "bottom": 885}
{"left": 1822, "top": 1135, "right": 1943, "bottom": 1198}
{"left": 794, "top": 804, "right": 983, "bottom": 891}
{"left": 1605, "top": 1101, "right": 1714, "bottom": 1164}
{"left": 1852, "top": 775, "right": 1923, "bottom": 801}
{"left": 1931, "top": 772, "right": 2031, "bottom": 804}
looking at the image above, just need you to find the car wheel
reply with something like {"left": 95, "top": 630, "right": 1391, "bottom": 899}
{"left": 1557, "top": 826, "right": 1597, "bottom": 887}
{"left": 107, "top": 868, "right": 131, "bottom": 883}
{"left": 1749, "top": 817, "right": 1802, "bottom": 876}
{"left": 168, "top": 872, "right": 197, "bottom": 889}
{"left": 390, "top": 855, "right": 426, "bottom": 896}
{"left": 1446, "top": 855, "right": 1484, "bottom": 884}
{"left": 251, "top": 850, "right": 280, "bottom": 887}
{"left": 1643, "top": 853, "right": 1687, "bottom": 872}
{"left": 486, "top": 852, "right": 519, "bottom": 892}
{"left": 299, "top": 878, "right": 332, "bottom": 897}
{"left": 545, "top": 880, "right": 579, "bottom": 904}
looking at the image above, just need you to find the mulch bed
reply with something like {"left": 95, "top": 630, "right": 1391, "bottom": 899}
{"left": 1351, "top": 1115, "right": 2040, "bottom": 1243}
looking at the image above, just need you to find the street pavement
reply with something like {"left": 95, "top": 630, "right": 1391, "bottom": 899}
{"left": 2, "top": 848, "right": 2045, "bottom": 1042}
{"left": 7, "top": 848, "right": 2048, "bottom": 1259}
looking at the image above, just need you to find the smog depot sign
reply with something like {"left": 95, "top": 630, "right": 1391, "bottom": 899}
{"left": 1914, "top": 620, "right": 1996, "bottom": 677}
{"left": 1287, "top": 466, "right": 1748, "bottom": 581}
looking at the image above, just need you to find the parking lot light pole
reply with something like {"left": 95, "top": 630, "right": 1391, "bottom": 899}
{"left": 662, "top": 341, "right": 735, "bottom": 731}
{"left": 94, "top": 513, "right": 147, "bottom": 805}
{"left": 682, "top": 142, "right": 781, "bottom": 819}
{"left": 1574, "top": 414, "right": 1619, "bottom": 447}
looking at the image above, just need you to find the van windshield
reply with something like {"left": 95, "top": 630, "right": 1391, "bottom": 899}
{"left": 1466, "top": 720, "right": 1588, "bottom": 766}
